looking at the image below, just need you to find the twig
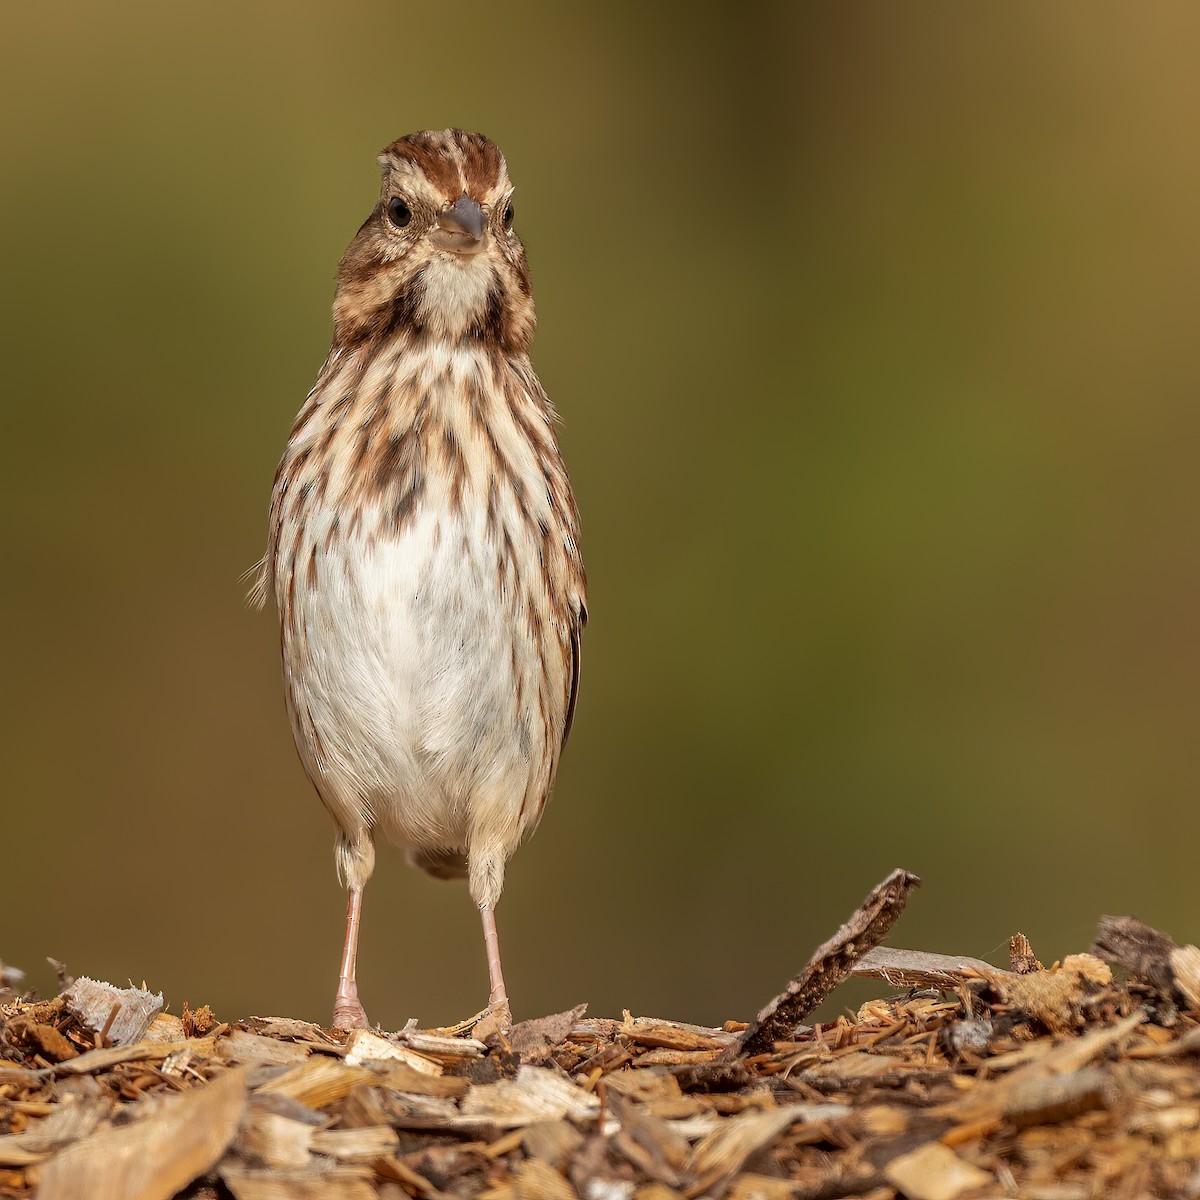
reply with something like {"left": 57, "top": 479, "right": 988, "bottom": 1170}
{"left": 735, "top": 868, "right": 921, "bottom": 1057}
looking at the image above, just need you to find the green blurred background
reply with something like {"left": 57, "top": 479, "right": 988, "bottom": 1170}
{"left": 4, "top": 2, "right": 1199, "bottom": 1030}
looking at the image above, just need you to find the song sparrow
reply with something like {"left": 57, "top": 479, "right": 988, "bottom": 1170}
{"left": 254, "top": 130, "right": 587, "bottom": 1031}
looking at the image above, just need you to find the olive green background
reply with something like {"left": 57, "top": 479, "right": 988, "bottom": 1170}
{"left": 4, "top": 3, "right": 1198, "bottom": 1029}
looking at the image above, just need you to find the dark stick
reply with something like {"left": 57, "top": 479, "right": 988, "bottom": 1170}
{"left": 736, "top": 868, "right": 921, "bottom": 1058}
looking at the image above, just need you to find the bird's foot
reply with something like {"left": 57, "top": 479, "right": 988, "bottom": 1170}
{"left": 332, "top": 981, "right": 370, "bottom": 1031}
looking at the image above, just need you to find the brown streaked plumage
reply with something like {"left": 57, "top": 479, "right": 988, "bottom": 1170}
{"left": 255, "top": 129, "right": 587, "bottom": 1031}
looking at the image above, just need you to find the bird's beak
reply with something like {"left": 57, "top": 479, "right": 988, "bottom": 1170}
{"left": 431, "top": 196, "right": 486, "bottom": 254}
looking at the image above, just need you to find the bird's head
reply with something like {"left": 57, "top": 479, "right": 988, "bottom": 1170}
{"left": 333, "top": 129, "right": 535, "bottom": 354}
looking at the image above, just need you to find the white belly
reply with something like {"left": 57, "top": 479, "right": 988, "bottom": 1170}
{"left": 285, "top": 497, "right": 548, "bottom": 856}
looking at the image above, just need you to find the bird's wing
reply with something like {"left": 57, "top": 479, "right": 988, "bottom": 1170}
{"left": 562, "top": 602, "right": 587, "bottom": 749}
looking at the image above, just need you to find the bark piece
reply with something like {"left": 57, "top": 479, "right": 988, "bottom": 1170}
{"left": 36, "top": 1065, "right": 247, "bottom": 1200}
{"left": 1092, "top": 915, "right": 1186, "bottom": 1008}
{"left": 246, "top": 1017, "right": 334, "bottom": 1043}
{"left": 11, "top": 1020, "right": 77, "bottom": 1062}
{"left": 852, "top": 947, "right": 1000, "bottom": 989}
{"left": 61, "top": 977, "right": 164, "bottom": 1047}
{"left": 621, "top": 1018, "right": 737, "bottom": 1053}
{"left": 737, "top": 869, "right": 921, "bottom": 1056}
{"left": 396, "top": 1029, "right": 487, "bottom": 1060}
{"left": 509, "top": 1005, "right": 588, "bottom": 1065}
{"left": 0, "top": 959, "right": 25, "bottom": 992}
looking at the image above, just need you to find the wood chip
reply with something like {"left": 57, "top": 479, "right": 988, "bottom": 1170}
{"left": 220, "top": 1029, "right": 312, "bottom": 1067}
{"left": 374, "top": 1061, "right": 471, "bottom": 1099}
{"left": 522, "top": 1119, "right": 586, "bottom": 1168}
{"left": 53, "top": 1036, "right": 217, "bottom": 1075}
{"left": 1009, "top": 933, "right": 1043, "bottom": 974}
{"left": 222, "top": 1165, "right": 378, "bottom": 1200}
{"left": 1170, "top": 944, "right": 1200, "bottom": 1013}
{"left": 1003, "top": 1068, "right": 1110, "bottom": 1127}
{"left": 60, "top": 978, "right": 164, "bottom": 1047}
{"left": 4, "top": 903, "right": 1199, "bottom": 1198}
{"left": 987, "top": 967, "right": 1093, "bottom": 1033}
{"left": 310, "top": 1125, "right": 400, "bottom": 1160}
{"left": 0, "top": 1097, "right": 109, "bottom": 1165}
{"left": 235, "top": 1108, "right": 314, "bottom": 1169}
{"left": 142, "top": 1013, "right": 186, "bottom": 1044}
{"left": 726, "top": 1175, "right": 803, "bottom": 1200}
{"left": 256, "top": 1057, "right": 374, "bottom": 1109}
{"left": 685, "top": 1107, "right": 797, "bottom": 1192}
{"left": 459, "top": 1066, "right": 600, "bottom": 1127}
{"left": 376, "top": 1153, "right": 451, "bottom": 1199}
{"left": 343, "top": 1029, "right": 443, "bottom": 1074}
{"left": 505, "top": 1157, "right": 581, "bottom": 1200}
{"left": 883, "top": 1142, "right": 992, "bottom": 1200}
{"left": 36, "top": 1065, "right": 247, "bottom": 1200}
{"left": 606, "top": 1089, "right": 689, "bottom": 1186}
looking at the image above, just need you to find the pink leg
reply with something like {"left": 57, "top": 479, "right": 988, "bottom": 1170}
{"left": 480, "top": 904, "right": 511, "bottom": 1024}
{"left": 332, "top": 886, "right": 369, "bottom": 1030}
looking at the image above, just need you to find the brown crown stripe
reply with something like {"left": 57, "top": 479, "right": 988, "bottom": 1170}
{"left": 381, "top": 129, "right": 505, "bottom": 200}
{"left": 383, "top": 133, "right": 462, "bottom": 197}
{"left": 458, "top": 133, "right": 504, "bottom": 196}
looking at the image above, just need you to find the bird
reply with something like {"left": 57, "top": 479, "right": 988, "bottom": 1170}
{"left": 254, "top": 129, "right": 587, "bottom": 1032}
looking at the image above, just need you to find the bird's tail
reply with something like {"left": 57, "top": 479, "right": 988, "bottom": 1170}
{"left": 407, "top": 847, "right": 468, "bottom": 881}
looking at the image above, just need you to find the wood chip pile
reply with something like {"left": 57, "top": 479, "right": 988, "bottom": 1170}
{"left": 3, "top": 870, "right": 1200, "bottom": 1200}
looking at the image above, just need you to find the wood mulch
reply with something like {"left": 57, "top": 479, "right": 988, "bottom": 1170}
{"left": 2, "top": 870, "right": 1199, "bottom": 1200}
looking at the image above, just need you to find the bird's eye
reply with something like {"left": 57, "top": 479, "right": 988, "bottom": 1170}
{"left": 503, "top": 203, "right": 514, "bottom": 229}
{"left": 387, "top": 197, "right": 412, "bottom": 228}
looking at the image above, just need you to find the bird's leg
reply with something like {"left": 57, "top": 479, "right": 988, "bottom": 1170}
{"left": 480, "top": 904, "right": 512, "bottom": 1029}
{"left": 333, "top": 886, "right": 369, "bottom": 1030}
